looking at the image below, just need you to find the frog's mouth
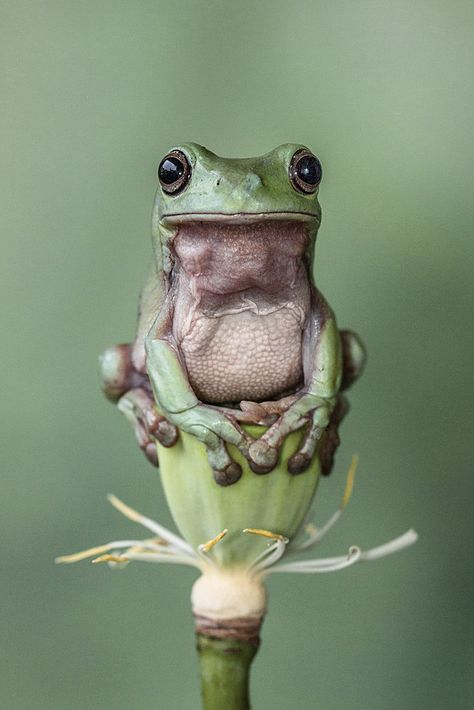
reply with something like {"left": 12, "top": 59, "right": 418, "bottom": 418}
{"left": 162, "top": 210, "right": 320, "bottom": 225}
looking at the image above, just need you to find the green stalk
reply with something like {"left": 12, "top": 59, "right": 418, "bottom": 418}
{"left": 157, "top": 426, "right": 321, "bottom": 708}
{"left": 196, "top": 633, "right": 259, "bottom": 710}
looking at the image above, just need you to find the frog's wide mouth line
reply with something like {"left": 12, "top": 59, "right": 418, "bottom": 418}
{"left": 161, "top": 211, "right": 319, "bottom": 225}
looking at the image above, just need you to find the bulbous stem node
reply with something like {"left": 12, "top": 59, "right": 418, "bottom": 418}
{"left": 192, "top": 569, "right": 267, "bottom": 709}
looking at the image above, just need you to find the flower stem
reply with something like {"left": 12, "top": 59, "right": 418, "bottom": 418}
{"left": 196, "top": 633, "right": 259, "bottom": 710}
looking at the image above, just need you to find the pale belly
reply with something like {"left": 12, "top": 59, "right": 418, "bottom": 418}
{"left": 179, "top": 308, "right": 305, "bottom": 403}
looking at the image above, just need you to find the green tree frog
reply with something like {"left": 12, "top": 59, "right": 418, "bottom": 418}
{"left": 100, "top": 144, "right": 365, "bottom": 486}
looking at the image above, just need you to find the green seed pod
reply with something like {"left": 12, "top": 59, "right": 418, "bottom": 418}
{"left": 157, "top": 425, "right": 321, "bottom": 568}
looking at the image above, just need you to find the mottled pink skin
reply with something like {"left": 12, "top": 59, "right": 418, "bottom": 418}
{"left": 172, "top": 221, "right": 311, "bottom": 403}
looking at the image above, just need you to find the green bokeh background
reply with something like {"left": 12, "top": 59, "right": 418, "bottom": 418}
{"left": 1, "top": 1, "right": 472, "bottom": 708}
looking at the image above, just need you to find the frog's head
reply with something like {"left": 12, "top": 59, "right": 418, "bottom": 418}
{"left": 151, "top": 143, "right": 323, "bottom": 280}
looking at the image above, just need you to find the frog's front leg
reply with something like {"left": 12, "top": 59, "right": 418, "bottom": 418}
{"left": 99, "top": 344, "right": 177, "bottom": 466}
{"left": 146, "top": 338, "right": 253, "bottom": 486}
{"left": 248, "top": 301, "right": 343, "bottom": 474}
{"left": 248, "top": 322, "right": 366, "bottom": 474}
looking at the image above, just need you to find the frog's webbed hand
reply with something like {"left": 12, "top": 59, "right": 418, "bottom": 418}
{"left": 248, "top": 309, "right": 343, "bottom": 475}
{"left": 146, "top": 339, "right": 253, "bottom": 486}
{"left": 99, "top": 344, "right": 177, "bottom": 466}
{"left": 248, "top": 328, "right": 365, "bottom": 475}
{"left": 248, "top": 392, "right": 336, "bottom": 473}
{"left": 172, "top": 404, "right": 252, "bottom": 486}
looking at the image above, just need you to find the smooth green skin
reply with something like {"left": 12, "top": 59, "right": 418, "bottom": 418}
{"left": 144, "top": 144, "right": 342, "bottom": 475}
{"left": 155, "top": 143, "right": 321, "bottom": 237}
{"left": 196, "top": 634, "right": 258, "bottom": 710}
{"left": 157, "top": 426, "right": 320, "bottom": 567}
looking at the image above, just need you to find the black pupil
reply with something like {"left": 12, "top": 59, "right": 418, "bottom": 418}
{"left": 159, "top": 156, "right": 185, "bottom": 185}
{"left": 296, "top": 155, "right": 321, "bottom": 185}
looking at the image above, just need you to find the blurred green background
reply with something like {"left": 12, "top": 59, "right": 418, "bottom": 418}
{"left": 1, "top": 1, "right": 473, "bottom": 708}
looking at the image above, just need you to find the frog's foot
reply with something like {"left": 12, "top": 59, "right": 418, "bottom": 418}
{"left": 248, "top": 394, "right": 332, "bottom": 475}
{"left": 118, "top": 388, "right": 178, "bottom": 466}
{"left": 99, "top": 344, "right": 149, "bottom": 401}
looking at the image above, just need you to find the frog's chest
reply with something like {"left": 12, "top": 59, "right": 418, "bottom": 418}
{"left": 178, "top": 304, "right": 307, "bottom": 404}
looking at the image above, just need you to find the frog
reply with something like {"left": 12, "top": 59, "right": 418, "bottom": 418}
{"left": 100, "top": 143, "right": 366, "bottom": 486}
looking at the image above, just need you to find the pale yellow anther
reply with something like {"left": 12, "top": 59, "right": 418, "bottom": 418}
{"left": 341, "top": 454, "right": 358, "bottom": 510}
{"left": 55, "top": 544, "right": 111, "bottom": 564}
{"left": 199, "top": 529, "right": 228, "bottom": 553}
{"left": 243, "top": 528, "right": 288, "bottom": 543}
{"left": 92, "top": 554, "right": 128, "bottom": 564}
{"left": 305, "top": 523, "right": 317, "bottom": 536}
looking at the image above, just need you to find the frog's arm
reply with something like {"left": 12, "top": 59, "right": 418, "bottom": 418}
{"left": 302, "top": 293, "right": 342, "bottom": 397}
{"left": 145, "top": 311, "right": 253, "bottom": 486}
{"left": 248, "top": 289, "right": 342, "bottom": 472}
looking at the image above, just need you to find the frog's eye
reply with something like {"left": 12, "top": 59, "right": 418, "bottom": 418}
{"left": 158, "top": 150, "right": 191, "bottom": 195}
{"left": 289, "top": 150, "right": 322, "bottom": 194}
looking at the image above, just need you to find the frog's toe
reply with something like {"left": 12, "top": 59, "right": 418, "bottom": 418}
{"left": 206, "top": 439, "right": 242, "bottom": 486}
{"left": 212, "top": 461, "right": 242, "bottom": 486}
{"left": 143, "top": 441, "right": 159, "bottom": 467}
{"left": 248, "top": 460, "right": 274, "bottom": 475}
{"left": 287, "top": 411, "right": 323, "bottom": 476}
{"left": 154, "top": 419, "right": 178, "bottom": 447}
{"left": 287, "top": 451, "right": 311, "bottom": 475}
{"left": 248, "top": 439, "right": 279, "bottom": 471}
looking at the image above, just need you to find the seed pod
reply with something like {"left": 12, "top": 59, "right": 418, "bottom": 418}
{"left": 156, "top": 425, "right": 321, "bottom": 568}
